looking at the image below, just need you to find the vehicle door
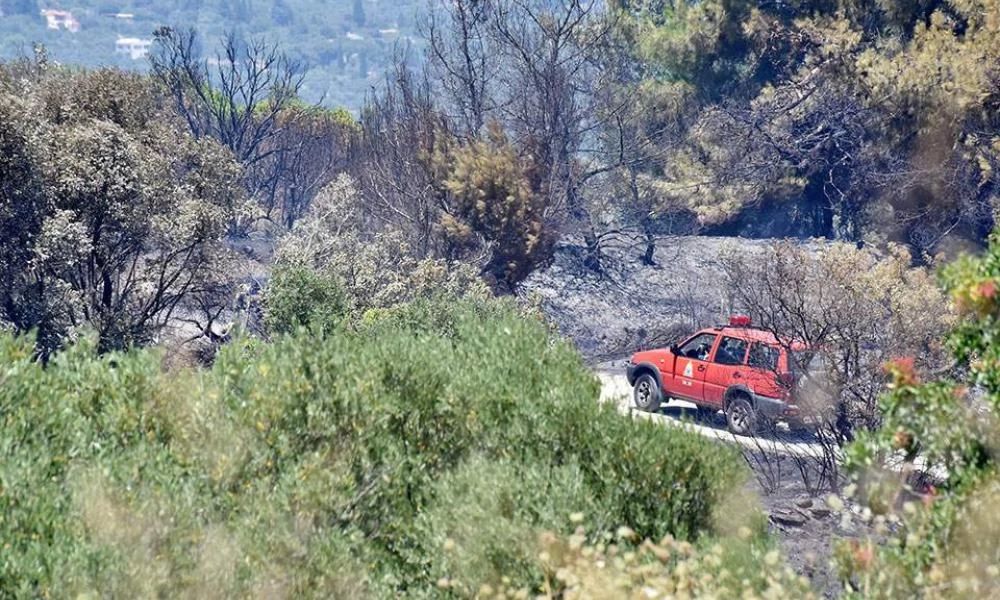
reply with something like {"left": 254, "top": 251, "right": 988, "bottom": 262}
{"left": 663, "top": 333, "right": 718, "bottom": 400}
{"left": 746, "top": 343, "right": 782, "bottom": 398}
{"left": 703, "top": 336, "right": 749, "bottom": 405}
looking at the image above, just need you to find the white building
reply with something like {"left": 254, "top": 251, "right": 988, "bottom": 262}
{"left": 115, "top": 37, "right": 153, "bottom": 60}
{"left": 41, "top": 9, "right": 80, "bottom": 32}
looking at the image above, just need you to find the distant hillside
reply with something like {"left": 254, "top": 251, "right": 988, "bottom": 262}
{"left": 0, "top": 0, "right": 425, "bottom": 109}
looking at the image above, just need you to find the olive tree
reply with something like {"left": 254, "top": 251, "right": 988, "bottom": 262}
{"left": 0, "top": 62, "right": 241, "bottom": 354}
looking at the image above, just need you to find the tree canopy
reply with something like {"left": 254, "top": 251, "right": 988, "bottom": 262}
{"left": 0, "top": 57, "right": 241, "bottom": 354}
{"left": 606, "top": 0, "right": 1000, "bottom": 257}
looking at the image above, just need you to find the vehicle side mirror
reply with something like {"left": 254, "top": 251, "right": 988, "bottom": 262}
{"left": 669, "top": 344, "right": 680, "bottom": 355}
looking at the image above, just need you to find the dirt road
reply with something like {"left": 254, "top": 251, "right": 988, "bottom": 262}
{"left": 596, "top": 367, "right": 837, "bottom": 461}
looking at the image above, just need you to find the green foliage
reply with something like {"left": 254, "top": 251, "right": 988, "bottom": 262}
{"left": 271, "top": 174, "right": 492, "bottom": 316}
{"left": 359, "top": 295, "right": 540, "bottom": 341}
{"left": 839, "top": 230, "right": 1000, "bottom": 597}
{"left": 263, "top": 264, "right": 349, "bottom": 335}
{"left": 614, "top": 0, "right": 1000, "bottom": 252}
{"left": 434, "top": 123, "right": 555, "bottom": 290}
{"left": 630, "top": 0, "right": 750, "bottom": 92}
{"left": 0, "top": 298, "right": 746, "bottom": 597}
{"left": 0, "top": 62, "right": 240, "bottom": 355}
{"left": 408, "top": 456, "right": 601, "bottom": 592}
{"left": 474, "top": 520, "right": 814, "bottom": 599}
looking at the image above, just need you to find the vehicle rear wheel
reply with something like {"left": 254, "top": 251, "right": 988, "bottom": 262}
{"left": 633, "top": 373, "right": 662, "bottom": 413}
{"left": 726, "top": 395, "right": 758, "bottom": 436}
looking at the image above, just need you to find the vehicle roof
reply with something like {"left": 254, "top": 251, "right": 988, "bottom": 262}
{"left": 702, "top": 326, "right": 808, "bottom": 350}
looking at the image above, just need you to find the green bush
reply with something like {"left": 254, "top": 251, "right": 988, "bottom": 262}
{"left": 480, "top": 523, "right": 816, "bottom": 599}
{"left": 837, "top": 231, "right": 1000, "bottom": 598}
{"left": 406, "top": 456, "right": 601, "bottom": 595}
{"left": 0, "top": 298, "right": 745, "bottom": 597}
{"left": 263, "top": 263, "right": 350, "bottom": 334}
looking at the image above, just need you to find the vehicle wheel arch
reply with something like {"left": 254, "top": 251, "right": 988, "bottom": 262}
{"left": 723, "top": 385, "right": 754, "bottom": 407}
{"left": 724, "top": 388, "right": 759, "bottom": 436}
{"left": 632, "top": 371, "right": 663, "bottom": 413}
{"left": 629, "top": 362, "right": 663, "bottom": 388}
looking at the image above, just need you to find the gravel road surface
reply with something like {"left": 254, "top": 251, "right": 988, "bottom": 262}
{"left": 596, "top": 364, "right": 837, "bottom": 461}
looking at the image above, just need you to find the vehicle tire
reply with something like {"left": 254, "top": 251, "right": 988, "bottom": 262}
{"left": 726, "top": 395, "right": 758, "bottom": 436}
{"left": 633, "top": 373, "right": 662, "bottom": 413}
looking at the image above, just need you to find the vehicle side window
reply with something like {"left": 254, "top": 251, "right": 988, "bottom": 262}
{"left": 748, "top": 343, "right": 779, "bottom": 372}
{"left": 714, "top": 336, "right": 748, "bottom": 366}
{"left": 678, "top": 333, "right": 717, "bottom": 362}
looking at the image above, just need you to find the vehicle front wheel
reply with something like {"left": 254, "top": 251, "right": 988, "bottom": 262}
{"left": 726, "top": 396, "right": 758, "bottom": 436}
{"left": 633, "top": 373, "right": 662, "bottom": 413}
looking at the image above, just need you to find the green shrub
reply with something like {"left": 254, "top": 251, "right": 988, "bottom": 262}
{"left": 263, "top": 263, "right": 349, "bottom": 334}
{"left": 837, "top": 231, "right": 1000, "bottom": 598}
{"left": 405, "top": 456, "right": 601, "bottom": 595}
{"left": 269, "top": 174, "right": 491, "bottom": 317}
{"left": 0, "top": 298, "right": 745, "bottom": 597}
{"left": 476, "top": 524, "right": 816, "bottom": 599}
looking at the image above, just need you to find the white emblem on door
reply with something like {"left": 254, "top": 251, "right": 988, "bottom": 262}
{"left": 683, "top": 361, "right": 694, "bottom": 378}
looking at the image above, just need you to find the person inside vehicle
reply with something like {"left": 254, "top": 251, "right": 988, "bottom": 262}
{"left": 686, "top": 340, "right": 712, "bottom": 361}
